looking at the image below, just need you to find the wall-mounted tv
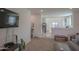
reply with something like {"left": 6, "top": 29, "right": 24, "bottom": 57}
{"left": 0, "top": 8, "right": 19, "bottom": 28}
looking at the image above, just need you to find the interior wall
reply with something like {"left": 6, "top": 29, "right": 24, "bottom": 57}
{"left": 30, "top": 13, "right": 42, "bottom": 37}
{"left": 0, "top": 29, "right": 7, "bottom": 46}
{"left": 0, "top": 8, "right": 31, "bottom": 46}
{"left": 8, "top": 8, "right": 31, "bottom": 44}
{"left": 73, "top": 11, "right": 79, "bottom": 33}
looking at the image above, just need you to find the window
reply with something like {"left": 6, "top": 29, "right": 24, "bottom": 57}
{"left": 52, "top": 22, "right": 58, "bottom": 28}
{"left": 65, "top": 16, "right": 72, "bottom": 28}
{"left": 45, "top": 16, "right": 72, "bottom": 28}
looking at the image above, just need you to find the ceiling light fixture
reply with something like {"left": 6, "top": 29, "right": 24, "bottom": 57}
{"left": 69, "top": 8, "right": 72, "bottom": 9}
{"left": 40, "top": 9, "right": 43, "bottom": 12}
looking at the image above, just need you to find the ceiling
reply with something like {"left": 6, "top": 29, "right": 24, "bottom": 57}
{"left": 29, "top": 8, "right": 79, "bottom": 17}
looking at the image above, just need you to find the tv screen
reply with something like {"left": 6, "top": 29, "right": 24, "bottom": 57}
{"left": 8, "top": 16, "right": 16, "bottom": 25}
{"left": 5, "top": 15, "right": 19, "bottom": 28}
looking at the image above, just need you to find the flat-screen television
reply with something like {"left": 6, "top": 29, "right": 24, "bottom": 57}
{"left": 0, "top": 8, "right": 19, "bottom": 28}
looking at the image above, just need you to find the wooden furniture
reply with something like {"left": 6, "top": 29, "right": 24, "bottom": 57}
{"left": 54, "top": 35, "right": 68, "bottom": 42}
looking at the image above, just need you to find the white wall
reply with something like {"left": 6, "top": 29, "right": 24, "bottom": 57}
{"left": 0, "top": 29, "right": 7, "bottom": 46}
{"left": 0, "top": 8, "right": 31, "bottom": 46}
{"left": 30, "top": 13, "right": 42, "bottom": 37}
{"left": 73, "top": 11, "right": 79, "bottom": 33}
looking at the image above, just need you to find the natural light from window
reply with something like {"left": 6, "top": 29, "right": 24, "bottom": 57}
{"left": 45, "top": 15, "right": 72, "bottom": 29}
